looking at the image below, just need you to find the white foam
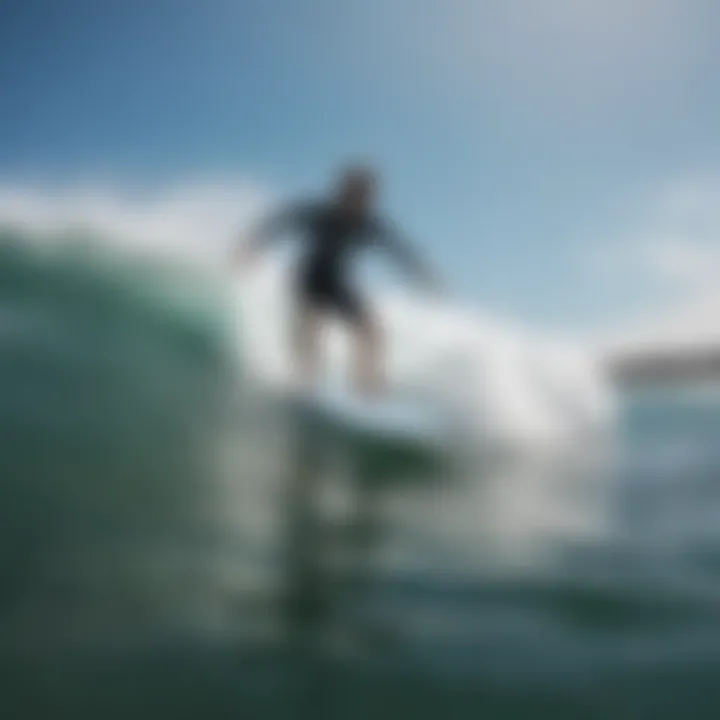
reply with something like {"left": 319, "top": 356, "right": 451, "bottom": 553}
{"left": 234, "top": 261, "right": 616, "bottom": 449}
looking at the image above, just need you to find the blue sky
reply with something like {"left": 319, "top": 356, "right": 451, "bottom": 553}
{"left": 2, "top": 0, "right": 720, "bottom": 329}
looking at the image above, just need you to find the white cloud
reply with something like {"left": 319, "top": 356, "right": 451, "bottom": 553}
{"left": 592, "top": 176, "right": 720, "bottom": 354}
{"left": 597, "top": 235, "right": 720, "bottom": 293}
{"left": 621, "top": 178, "right": 720, "bottom": 288}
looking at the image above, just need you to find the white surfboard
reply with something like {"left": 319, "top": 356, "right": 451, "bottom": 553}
{"left": 292, "top": 384, "right": 445, "bottom": 441}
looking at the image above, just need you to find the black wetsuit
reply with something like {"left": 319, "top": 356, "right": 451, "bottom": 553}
{"left": 253, "top": 200, "right": 430, "bottom": 325}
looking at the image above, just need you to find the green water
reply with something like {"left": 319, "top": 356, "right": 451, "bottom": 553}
{"left": 3, "top": 231, "right": 720, "bottom": 718}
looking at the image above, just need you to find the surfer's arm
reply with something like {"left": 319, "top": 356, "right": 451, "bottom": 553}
{"left": 373, "top": 218, "right": 442, "bottom": 292}
{"left": 234, "top": 202, "right": 308, "bottom": 267}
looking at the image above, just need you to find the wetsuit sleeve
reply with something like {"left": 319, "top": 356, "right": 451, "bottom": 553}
{"left": 371, "top": 217, "right": 437, "bottom": 288}
{"left": 245, "top": 201, "right": 312, "bottom": 252}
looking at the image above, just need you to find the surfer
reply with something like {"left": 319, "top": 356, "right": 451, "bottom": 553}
{"left": 235, "top": 164, "right": 440, "bottom": 397}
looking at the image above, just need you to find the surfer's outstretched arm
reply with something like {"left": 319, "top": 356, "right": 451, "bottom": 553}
{"left": 373, "top": 219, "right": 442, "bottom": 293}
{"left": 234, "top": 202, "right": 307, "bottom": 267}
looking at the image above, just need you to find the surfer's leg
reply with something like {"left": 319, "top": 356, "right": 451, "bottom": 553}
{"left": 334, "top": 287, "right": 383, "bottom": 398}
{"left": 352, "top": 315, "right": 384, "bottom": 398}
{"left": 290, "top": 303, "right": 323, "bottom": 393}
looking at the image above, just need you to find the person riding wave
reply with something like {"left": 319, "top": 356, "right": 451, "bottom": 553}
{"left": 235, "top": 164, "right": 440, "bottom": 398}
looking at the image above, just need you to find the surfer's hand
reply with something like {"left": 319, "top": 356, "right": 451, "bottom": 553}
{"left": 233, "top": 241, "right": 259, "bottom": 273}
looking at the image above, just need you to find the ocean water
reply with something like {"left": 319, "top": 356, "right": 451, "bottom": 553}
{"left": 1, "top": 230, "right": 720, "bottom": 719}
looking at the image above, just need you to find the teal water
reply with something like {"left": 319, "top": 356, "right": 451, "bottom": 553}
{"left": 2, "top": 231, "right": 720, "bottom": 718}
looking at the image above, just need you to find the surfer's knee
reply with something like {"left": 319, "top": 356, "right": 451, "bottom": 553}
{"left": 292, "top": 308, "right": 320, "bottom": 352}
{"left": 352, "top": 318, "right": 384, "bottom": 397}
{"left": 355, "top": 314, "right": 381, "bottom": 349}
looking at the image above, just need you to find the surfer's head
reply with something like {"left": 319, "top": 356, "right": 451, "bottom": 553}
{"left": 335, "top": 163, "right": 378, "bottom": 214}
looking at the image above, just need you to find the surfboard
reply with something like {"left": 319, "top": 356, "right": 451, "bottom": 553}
{"left": 290, "top": 385, "right": 445, "bottom": 440}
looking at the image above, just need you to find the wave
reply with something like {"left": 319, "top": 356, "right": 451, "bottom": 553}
{"left": 0, "top": 206, "right": 718, "bottom": 718}
{"left": 0, "top": 221, "right": 617, "bottom": 646}
{"left": 236, "top": 260, "right": 616, "bottom": 448}
{"left": 0, "top": 229, "right": 243, "bottom": 645}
